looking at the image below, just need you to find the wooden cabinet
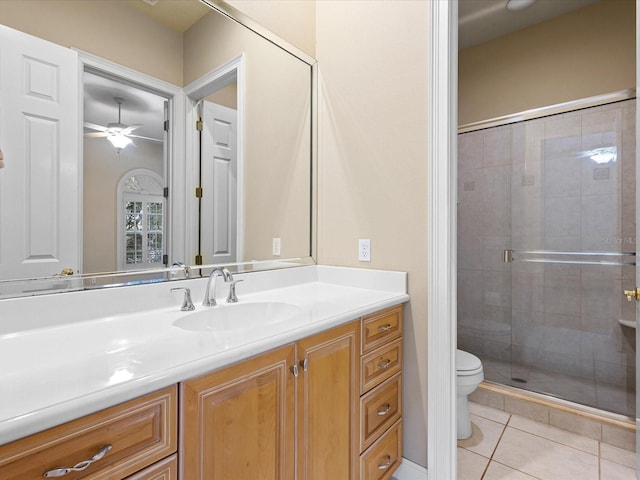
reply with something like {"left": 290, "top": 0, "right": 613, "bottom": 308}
{"left": 0, "top": 304, "right": 403, "bottom": 480}
{"left": 0, "top": 386, "right": 177, "bottom": 480}
{"left": 181, "top": 344, "right": 296, "bottom": 480}
{"left": 358, "top": 306, "right": 403, "bottom": 480}
{"left": 180, "top": 321, "right": 360, "bottom": 480}
{"left": 296, "top": 321, "right": 360, "bottom": 480}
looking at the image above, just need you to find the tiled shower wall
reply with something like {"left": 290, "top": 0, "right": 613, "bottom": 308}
{"left": 457, "top": 99, "right": 636, "bottom": 416}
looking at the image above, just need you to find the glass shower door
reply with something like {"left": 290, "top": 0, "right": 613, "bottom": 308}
{"left": 458, "top": 97, "right": 636, "bottom": 418}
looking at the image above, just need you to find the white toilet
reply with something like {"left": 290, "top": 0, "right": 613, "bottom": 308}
{"left": 456, "top": 349, "right": 484, "bottom": 440}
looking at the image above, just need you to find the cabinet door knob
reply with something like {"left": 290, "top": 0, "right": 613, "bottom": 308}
{"left": 377, "top": 455, "right": 392, "bottom": 470}
{"left": 377, "top": 359, "right": 392, "bottom": 369}
{"left": 377, "top": 403, "right": 392, "bottom": 416}
{"left": 377, "top": 323, "right": 392, "bottom": 332}
{"left": 43, "top": 444, "right": 112, "bottom": 477}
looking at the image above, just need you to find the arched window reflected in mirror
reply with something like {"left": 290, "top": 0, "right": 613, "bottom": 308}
{"left": 117, "top": 170, "right": 166, "bottom": 271}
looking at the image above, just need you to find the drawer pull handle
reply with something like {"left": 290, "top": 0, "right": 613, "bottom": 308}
{"left": 377, "top": 455, "right": 392, "bottom": 470}
{"left": 378, "top": 359, "right": 392, "bottom": 369}
{"left": 377, "top": 323, "right": 392, "bottom": 332}
{"left": 43, "top": 444, "right": 112, "bottom": 477}
{"left": 377, "top": 403, "right": 392, "bottom": 416}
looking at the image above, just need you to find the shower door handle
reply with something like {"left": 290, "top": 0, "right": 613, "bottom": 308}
{"left": 623, "top": 287, "right": 640, "bottom": 302}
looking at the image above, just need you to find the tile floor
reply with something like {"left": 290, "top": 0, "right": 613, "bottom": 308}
{"left": 458, "top": 402, "right": 636, "bottom": 480}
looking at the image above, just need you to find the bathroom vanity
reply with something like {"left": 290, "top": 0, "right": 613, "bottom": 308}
{"left": 0, "top": 266, "right": 407, "bottom": 480}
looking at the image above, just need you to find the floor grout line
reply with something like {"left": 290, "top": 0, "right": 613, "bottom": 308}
{"left": 479, "top": 417, "right": 510, "bottom": 480}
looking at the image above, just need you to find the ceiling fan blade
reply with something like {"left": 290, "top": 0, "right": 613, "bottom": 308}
{"left": 122, "top": 124, "right": 143, "bottom": 135}
{"left": 129, "top": 134, "right": 163, "bottom": 143}
{"left": 84, "top": 132, "right": 109, "bottom": 138}
{"left": 84, "top": 122, "right": 109, "bottom": 132}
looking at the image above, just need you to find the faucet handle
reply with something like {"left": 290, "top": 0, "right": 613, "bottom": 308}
{"left": 226, "top": 279, "right": 243, "bottom": 303}
{"left": 171, "top": 287, "right": 196, "bottom": 311}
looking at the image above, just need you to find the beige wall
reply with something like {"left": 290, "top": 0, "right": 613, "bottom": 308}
{"left": 459, "top": 0, "right": 636, "bottom": 126}
{"left": 316, "top": 1, "right": 429, "bottom": 467}
{"left": 83, "top": 139, "right": 164, "bottom": 273}
{"left": 230, "top": 0, "right": 430, "bottom": 466}
{"left": 184, "top": 9, "right": 312, "bottom": 261}
{"left": 0, "top": 0, "right": 183, "bottom": 85}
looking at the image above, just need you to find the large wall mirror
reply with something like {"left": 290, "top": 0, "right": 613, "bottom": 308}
{"left": 0, "top": 0, "right": 316, "bottom": 298}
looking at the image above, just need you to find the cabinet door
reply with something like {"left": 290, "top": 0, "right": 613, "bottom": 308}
{"left": 297, "top": 321, "right": 360, "bottom": 480}
{"left": 181, "top": 344, "right": 295, "bottom": 480}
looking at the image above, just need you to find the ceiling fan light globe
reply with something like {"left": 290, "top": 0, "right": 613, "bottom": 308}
{"left": 107, "top": 133, "right": 132, "bottom": 150}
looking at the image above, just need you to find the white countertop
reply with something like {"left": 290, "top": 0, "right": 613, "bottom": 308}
{"left": 0, "top": 265, "right": 408, "bottom": 445}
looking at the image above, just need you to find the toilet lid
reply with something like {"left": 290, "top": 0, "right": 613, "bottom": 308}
{"left": 456, "top": 349, "right": 482, "bottom": 373}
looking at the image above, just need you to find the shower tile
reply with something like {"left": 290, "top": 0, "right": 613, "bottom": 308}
{"left": 542, "top": 322, "right": 581, "bottom": 357}
{"left": 482, "top": 339, "right": 512, "bottom": 362}
{"left": 543, "top": 155, "right": 582, "bottom": 198}
{"left": 469, "top": 402, "right": 511, "bottom": 424}
{"left": 600, "top": 443, "right": 636, "bottom": 469}
{"left": 456, "top": 447, "right": 488, "bottom": 480}
{"left": 544, "top": 115, "right": 581, "bottom": 141}
{"left": 595, "top": 361, "right": 634, "bottom": 387}
{"left": 482, "top": 272, "right": 511, "bottom": 308}
{"left": 543, "top": 235, "right": 581, "bottom": 254}
{"left": 483, "top": 166, "right": 512, "bottom": 237}
{"left": 581, "top": 108, "right": 621, "bottom": 136}
{"left": 458, "top": 414, "right": 506, "bottom": 458}
{"left": 511, "top": 311, "right": 544, "bottom": 349}
{"left": 602, "top": 424, "right": 636, "bottom": 451}
{"left": 542, "top": 350, "right": 595, "bottom": 380}
{"left": 543, "top": 274, "right": 581, "bottom": 316}
{"left": 458, "top": 333, "right": 483, "bottom": 354}
{"left": 526, "top": 366, "right": 596, "bottom": 405}
{"left": 459, "top": 196, "right": 484, "bottom": 233}
{"left": 600, "top": 459, "right": 637, "bottom": 480}
{"left": 595, "top": 382, "right": 635, "bottom": 418}
{"left": 544, "top": 196, "right": 581, "bottom": 238}
{"left": 503, "top": 397, "right": 549, "bottom": 423}
{"left": 581, "top": 155, "right": 619, "bottom": 198}
{"left": 458, "top": 234, "right": 483, "bottom": 270}
{"left": 483, "top": 127, "right": 512, "bottom": 167}
{"left": 483, "top": 235, "right": 511, "bottom": 272}
{"left": 469, "top": 387, "right": 505, "bottom": 411}
{"left": 482, "top": 462, "right": 537, "bottom": 480}
{"left": 581, "top": 194, "right": 620, "bottom": 251}
{"left": 507, "top": 414, "right": 598, "bottom": 455}
{"left": 548, "top": 410, "right": 602, "bottom": 441}
{"left": 493, "top": 427, "right": 598, "bottom": 480}
{"left": 511, "top": 272, "right": 544, "bottom": 313}
{"left": 459, "top": 132, "right": 484, "bottom": 171}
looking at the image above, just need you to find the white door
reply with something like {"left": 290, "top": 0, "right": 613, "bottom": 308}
{"left": 0, "top": 25, "right": 80, "bottom": 280}
{"left": 200, "top": 101, "right": 237, "bottom": 265}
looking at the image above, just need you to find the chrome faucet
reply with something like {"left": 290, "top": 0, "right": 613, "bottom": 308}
{"left": 202, "top": 267, "right": 232, "bottom": 306}
{"left": 172, "top": 262, "right": 190, "bottom": 279}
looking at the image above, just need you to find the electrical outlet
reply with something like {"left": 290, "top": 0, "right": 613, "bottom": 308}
{"left": 358, "top": 239, "right": 371, "bottom": 262}
{"left": 272, "top": 237, "right": 281, "bottom": 256}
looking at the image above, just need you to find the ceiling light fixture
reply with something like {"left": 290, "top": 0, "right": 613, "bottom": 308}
{"left": 506, "top": 0, "right": 537, "bottom": 11}
{"left": 107, "top": 133, "right": 133, "bottom": 153}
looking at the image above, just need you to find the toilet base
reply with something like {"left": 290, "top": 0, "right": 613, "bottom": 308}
{"left": 457, "top": 395, "right": 472, "bottom": 440}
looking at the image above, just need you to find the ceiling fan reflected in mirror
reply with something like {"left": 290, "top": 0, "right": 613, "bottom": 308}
{"left": 84, "top": 97, "right": 162, "bottom": 153}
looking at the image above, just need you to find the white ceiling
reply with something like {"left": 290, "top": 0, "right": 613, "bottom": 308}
{"left": 459, "top": 0, "right": 601, "bottom": 49}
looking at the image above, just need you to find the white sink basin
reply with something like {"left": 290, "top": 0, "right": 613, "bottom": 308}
{"left": 172, "top": 301, "right": 302, "bottom": 332}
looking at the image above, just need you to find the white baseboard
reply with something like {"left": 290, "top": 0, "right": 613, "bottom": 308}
{"left": 392, "top": 457, "right": 428, "bottom": 480}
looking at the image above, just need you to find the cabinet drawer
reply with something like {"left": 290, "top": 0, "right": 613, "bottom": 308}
{"left": 360, "top": 373, "right": 402, "bottom": 452}
{"left": 0, "top": 386, "right": 177, "bottom": 480}
{"left": 361, "top": 339, "right": 402, "bottom": 394}
{"left": 361, "top": 306, "right": 402, "bottom": 354}
{"left": 360, "top": 420, "right": 402, "bottom": 480}
{"left": 124, "top": 454, "right": 177, "bottom": 480}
